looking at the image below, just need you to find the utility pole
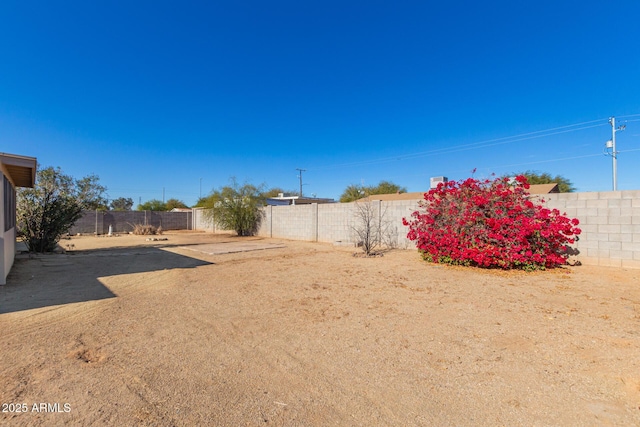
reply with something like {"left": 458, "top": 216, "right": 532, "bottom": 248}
{"left": 296, "top": 168, "right": 306, "bottom": 197}
{"left": 606, "top": 117, "right": 625, "bottom": 191}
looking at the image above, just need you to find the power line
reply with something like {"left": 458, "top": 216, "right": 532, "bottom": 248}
{"left": 308, "top": 119, "right": 610, "bottom": 172}
{"left": 429, "top": 149, "right": 640, "bottom": 181}
{"left": 400, "top": 124, "right": 606, "bottom": 159}
{"left": 486, "top": 153, "right": 603, "bottom": 170}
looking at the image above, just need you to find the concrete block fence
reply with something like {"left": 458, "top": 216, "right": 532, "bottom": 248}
{"left": 259, "top": 200, "right": 429, "bottom": 249}
{"left": 191, "top": 208, "right": 233, "bottom": 234}
{"left": 542, "top": 190, "right": 640, "bottom": 269}
{"left": 252, "top": 191, "right": 640, "bottom": 269}
{"left": 66, "top": 191, "right": 640, "bottom": 268}
{"left": 192, "top": 208, "right": 214, "bottom": 232}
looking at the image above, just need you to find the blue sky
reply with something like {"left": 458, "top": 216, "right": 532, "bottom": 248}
{"left": 2, "top": 1, "right": 639, "bottom": 206}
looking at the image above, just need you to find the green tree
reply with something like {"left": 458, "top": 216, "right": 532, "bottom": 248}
{"left": 17, "top": 167, "right": 85, "bottom": 252}
{"left": 339, "top": 180, "right": 407, "bottom": 203}
{"left": 166, "top": 198, "right": 189, "bottom": 210}
{"left": 205, "top": 178, "right": 266, "bottom": 236}
{"left": 510, "top": 171, "right": 575, "bottom": 193}
{"left": 137, "top": 199, "right": 168, "bottom": 211}
{"left": 195, "top": 186, "right": 291, "bottom": 208}
{"left": 368, "top": 180, "right": 407, "bottom": 195}
{"left": 339, "top": 184, "right": 366, "bottom": 203}
{"left": 76, "top": 174, "right": 109, "bottom": 210}
{"left": 194, "top": 195, "right": 214, "bottom": 208}
{"left": 110, "top": 197, "right": 134, "bottom": 211}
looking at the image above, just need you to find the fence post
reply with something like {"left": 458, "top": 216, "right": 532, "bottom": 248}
{"left": 312, "top": 203, "right": 318, "bottom": 242}
{"left": 266, "top": 205, "right": 272, "bottom": 237}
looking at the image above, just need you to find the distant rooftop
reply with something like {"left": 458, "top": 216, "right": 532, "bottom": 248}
{"left": 356, "top": 192, "right": 425, "bottom": 202}
{"left": 526, "top": 183, "right": 559, "bottom": 194}
{"left": 355, "top": 183, "right": 561, "bottom": 202}
{"left": 267, "top": 194, "right": 335, "bottom": 206}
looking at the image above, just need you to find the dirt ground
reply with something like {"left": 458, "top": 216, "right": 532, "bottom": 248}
{"left": 1, "top": 231, "right": 639, "bottom": 426}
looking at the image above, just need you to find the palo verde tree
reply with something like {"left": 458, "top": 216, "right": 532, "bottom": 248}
{"left": 17, "top": 166, "right": 108, "bottom": 252}
{"left": 204, "top": 178, "right": 266, "bottom": 236}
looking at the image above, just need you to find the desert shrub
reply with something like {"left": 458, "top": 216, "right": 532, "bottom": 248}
{"left": 403, "top": 175, "right": 581, "bottom": 270}
{"left": 204, "top": 178, "right": 265, "bottom": 236}
{"left": 18, "top": 167, "right": 84, "bottom": 252}
{"left": 130, "top": 224, "right": 161, "bottom": 235}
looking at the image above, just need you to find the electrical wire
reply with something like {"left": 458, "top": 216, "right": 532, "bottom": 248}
{"left": 400, "top": 124, "right": 606, "bottom": 159}
{"left": 423, "top": 148, "right": 640, "bottom": 183}
{"left": 308, "top": 120, "right": 609, "bottom": 171}
{"left": 485, "top": 153, "right": 603, "bottom": 170}
{"left": 308, "top": 116, "right": 639, "bottom": 191}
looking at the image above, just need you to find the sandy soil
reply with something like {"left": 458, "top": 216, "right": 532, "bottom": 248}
{"left": 1, "top": 231, "right": 639, "bottom": 426}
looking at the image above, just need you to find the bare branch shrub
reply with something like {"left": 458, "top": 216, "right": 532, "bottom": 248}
{"left": 351, "top": 200, "right": 397, "bottom": 256}
{"left": 130, "top": 223, "right": 161, "bottom": 235}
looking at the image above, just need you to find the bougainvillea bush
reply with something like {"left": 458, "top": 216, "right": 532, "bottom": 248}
{"left": 403, "top": 175, "right": 581, "bottom": 270}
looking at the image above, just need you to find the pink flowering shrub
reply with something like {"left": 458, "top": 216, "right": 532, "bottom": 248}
{"left": 403, "top": 176, "right": 581, "bottom": 270}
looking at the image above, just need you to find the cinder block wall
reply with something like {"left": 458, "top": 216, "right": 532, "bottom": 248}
{"left": 268, "top": 204, "right": 317, "bottom": 241}
{"left": 257, "top": 200, "right": 418, "bottom": 247}
{"left": 316, "top": 203, "right": 355, "bottom": 244}
{"left": 543, "top": 191, "right": 640, "bottom": 268}
{"left": 193, "top": 208, "right": 215, "bottom": 232}
{"left": 255, "top": 191, "right": 640, "bottom": 269}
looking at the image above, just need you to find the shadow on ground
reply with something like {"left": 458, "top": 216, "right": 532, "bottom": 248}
{"left": 0, "top": 246, "right": 213, "bottom": 314}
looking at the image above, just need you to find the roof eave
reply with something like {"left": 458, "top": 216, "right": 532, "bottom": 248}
{"left": 0, "top": 153, "right": 38, "bottom": 188}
